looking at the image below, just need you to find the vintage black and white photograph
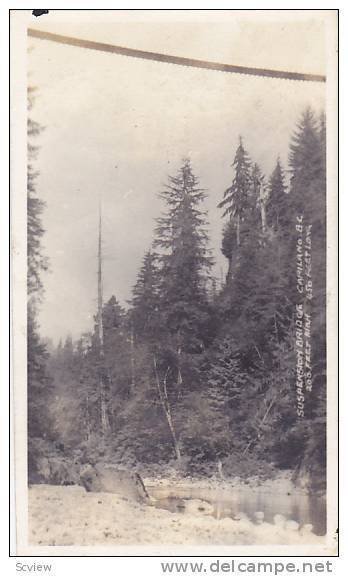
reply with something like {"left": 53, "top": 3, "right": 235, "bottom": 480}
{"left": 11, "top": 9, "right": 337, "bottom": 555}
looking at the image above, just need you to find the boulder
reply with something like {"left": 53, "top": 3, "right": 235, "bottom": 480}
{"left": 285, "top": 520, "right": 300, "bottom": 531}
{"left": 183, "top": 499, "right": 214, "bottom": 516}
{"left": 254, "top": 511, "right": 265, "bottom": 524}
{"left": 49, "top": 457, "right": 79, "bottom": 485}
{"left": 79, "top": 464, "right": 150, "bottom": 503}
{"left": 300, "top": 523, "right": 313, "bottom": 534}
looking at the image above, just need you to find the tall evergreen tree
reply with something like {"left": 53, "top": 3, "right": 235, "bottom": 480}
{"left": 102, "top": 295, "right": 133, "bottom": 404}
{"left": 27, "top": 89, "right": 48, "bottom": 303}
{"left": 155, "top": 158, "right": 214, "bottom": 356}
{"left": 27, "top": 87, "right": 51, "bottom": 452}
{"left": 131, "top": 251, "right": 159, "bottom": 342}
{"left": 288, "top": 109, "right": 326, "bottom": 462}
{"left": 250, "top": 162, "right": 267, "bottom": 233}
{"left": 289, "top": 108, "right": 322, "bottom": 220}
{"left": 218, "top": 137, "right": 252, "bottom": 248}
{"left": 218, "top": 138, "right": 256, "bottom": 285}
{"left": 267, "top": 159, "right": 288, "bottom": 233}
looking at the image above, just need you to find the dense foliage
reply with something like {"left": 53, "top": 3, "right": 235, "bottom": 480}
{"left": 27, "top": 88, "right": 52, "bottom": 445}
{"left": 29, "top": 108, "right": 327, "bottom": 490}
{"left": 27, "top": 88, "right": 54, "bottom": 483}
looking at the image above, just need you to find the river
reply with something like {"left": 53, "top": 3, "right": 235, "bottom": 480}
{"left": 149, "top": 484, "right": 326, "bottom": 536}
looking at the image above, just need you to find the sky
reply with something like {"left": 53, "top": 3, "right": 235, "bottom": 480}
{"left": 27, "top": 11, "right": 327, "bottom": 343}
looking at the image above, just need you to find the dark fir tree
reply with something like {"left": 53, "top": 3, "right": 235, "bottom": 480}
{"left": 250, "top": 162, "right": 266, "bottom": 233}
{"left": 289, "top": 108, "right": 322, "bottom": 220}
{"left": 131, "top": 251, "right": 159, "bottom": 342}
{"left": 27, "top": 90, "right": 48, "bottom": 302}
{"left": 27, "top": 87, "right": 51, "bottom": 450}
{"left": 140, "top": 158, "right": 215, "bottom": 461}
{"left": 155, "top": 158, "right": 214, "bottom": 357}
{"left": 287, "top": 108, "right": 326, "bottom": 488}
{"left": 218, "top": 137, "right": 252, "bottom": 248}
{"left": 267, "top": 158, "right": 288, "bottom": 233}
{"left": 218, "top": 139, "right": 265, "bottom": 315}
{"left": 102, "top": 295, "right": 133, "bottom": 405}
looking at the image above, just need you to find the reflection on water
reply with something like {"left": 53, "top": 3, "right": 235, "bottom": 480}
{"left": 149, "top": 485, "right": 326, "bottom": 536}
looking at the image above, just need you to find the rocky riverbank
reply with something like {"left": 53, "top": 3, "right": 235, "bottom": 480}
{"left": 28, "top": 483, "right": 328, "bottom": 550}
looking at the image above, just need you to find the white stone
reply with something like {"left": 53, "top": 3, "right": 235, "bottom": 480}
{"left": 285, "top": 520, "right": 300, "bottom": 531}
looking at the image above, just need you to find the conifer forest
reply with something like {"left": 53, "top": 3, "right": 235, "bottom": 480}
{"left": 28, "top": 103, "right": 327, "bottom": 495}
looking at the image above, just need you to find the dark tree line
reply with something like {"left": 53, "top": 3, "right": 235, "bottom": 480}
{"left": 29, "top": 107, "right": 326, "bottom": 488}
{"left": 27, "top": 87, "right": 54, "bottom": 477}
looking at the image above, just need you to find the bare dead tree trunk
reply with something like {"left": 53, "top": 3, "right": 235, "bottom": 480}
{"left": 226, "top": 257, "right": 233, "bottom": 284}
{"left": 98, "top": 348, "right": 110, "bottom": 437}
{"left": 244, "top": 341, "right": 284, "bottom": 457}
{"left": 242, "top": 395, "right": 276, "bottom": 456}
{"left": 176, "top": 345, "right": 183, "bottom": 398}
{"left": 97, "top": 199, "right": 110, "bottom": 437}
{"left": 259, "top": 187, "right": 267, "bottom": 234}
{"left": 130, "top": 325, "right": 135, "bottom": 394}
{"left": 85, "top": 391, "right": 91, "bottom": 442}
{"left": 107, "top": 368, "right": 116, "bottom": 433}
{"left": 153, "top": 356, "right": 182, "bottom": 462}
{"left": 100, "top": 373, "right": 110, "bottom": 437}
{"left": 261, "top": 202, "right": 266, "bottom": 234}
{"left": 236, "top": 213, "right": 240, "bottom": 247}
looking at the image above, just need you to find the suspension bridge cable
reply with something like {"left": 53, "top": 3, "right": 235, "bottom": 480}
{"left": 28, "top": 28, "right": 325, "bottom": 83}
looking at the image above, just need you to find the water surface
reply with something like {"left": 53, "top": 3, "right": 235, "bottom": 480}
{"left": 149, "top": 485, "right": 326, "bottom": 536}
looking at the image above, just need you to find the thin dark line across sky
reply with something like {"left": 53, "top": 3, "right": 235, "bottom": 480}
{"left": 28, "top": 28, "right": 326, "bottom": 83}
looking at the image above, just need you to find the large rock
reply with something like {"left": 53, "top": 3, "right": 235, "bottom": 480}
{"left": 49, "top": 457, "right": 79, "bottom": 486}
{"left": 29, "top": 455, "right": 78, "bottom": 486}
{"left": 79, "top": 464, "right": 150, "bottom": 503}
{"left": 182, "top": 499, "right": 214, "bottom": 516}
